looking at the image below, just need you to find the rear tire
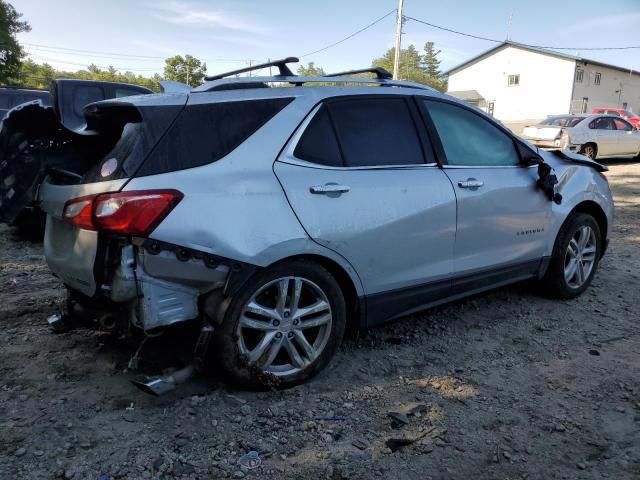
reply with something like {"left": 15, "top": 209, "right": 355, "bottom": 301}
{"left": 212, "top": 260, "right": 346, "bottom": 389}
{"left": 542, "top": 213, "right": 601, "bottom": 299}
{"left": 581, "top": 143, "right": 597, "bottom": 160}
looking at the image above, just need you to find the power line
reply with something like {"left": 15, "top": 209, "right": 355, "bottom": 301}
{"left": 22, "top": 42, "right": 249, "bottom": 62}
{"left": 27, "top": 54, "right": 163, "bottom": 72}
{"left": 299, "top": 9, "right": 396, "bottom": 58}
{"left": 405, "top": 15, "right": 640, "bottom": 51}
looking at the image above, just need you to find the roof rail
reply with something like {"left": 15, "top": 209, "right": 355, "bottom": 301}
{"left": 193, "top": 76, "right": 434, "bottom": 93}
{"left": 324, "top": 67, "right": 392, "bottom": 80}
{"left": 204, "top": 57, "right": 299, "bottom": 81}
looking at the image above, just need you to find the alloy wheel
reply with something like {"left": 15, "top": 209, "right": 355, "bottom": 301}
{"left": 583, "top": 145, "right": 596, "bottom": 159}
{"left": 236, "top": 276, "right": 333, "bottom": 377}
{"left": 564, "top": 225, "right": 597, "bottom": 288}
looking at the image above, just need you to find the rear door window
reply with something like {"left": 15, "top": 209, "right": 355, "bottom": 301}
{"left": 327, "top": 97, "right": 426, "bottom": 167}
{"left": 590, "top": 117, "right": 615, "bottom": 130}
{"left": 137, "top": 98, "right": 293, "bottom": 176}
{"left": 294, "top": 105, "right": 343, "bottom": 167}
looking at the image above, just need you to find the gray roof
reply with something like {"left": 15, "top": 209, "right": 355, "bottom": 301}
{"left": 447, "top": 89, "right": 485, "bottom": 102}
{"left": 445, "top": 41, "right": 639, "bottom": 77}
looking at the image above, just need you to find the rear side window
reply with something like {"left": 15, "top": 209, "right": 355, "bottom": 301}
{"left": 424, "top": 100, "right": 520, "bottom": 166}
{"left": 328, "top": 97, "right": 425, "bottom": 167}
{"left": 589, "top": 117, "right": 615, "bottom": 130}
{"left": 116, "top": 88, "right": 144, "bottom": 98}
{"left": 137, "top": 98, "right": 292, "bottom": 176}
{"left": 294, "top": 105, "right": 342, "bottom": 167}
{"left": 73, "top": 86, "right": 104, "bottom": 117}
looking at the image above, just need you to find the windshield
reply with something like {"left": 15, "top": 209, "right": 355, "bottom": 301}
{"left": 540, "top": 116, "right": 584, "bottom": 127}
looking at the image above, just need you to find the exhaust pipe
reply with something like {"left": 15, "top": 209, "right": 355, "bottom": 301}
{"left": 131, "top": 364, "right": 195, "bottom": 396}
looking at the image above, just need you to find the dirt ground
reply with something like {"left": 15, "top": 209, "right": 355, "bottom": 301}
{"left": 1, "top": 162, "right": 639, "bottom": 480}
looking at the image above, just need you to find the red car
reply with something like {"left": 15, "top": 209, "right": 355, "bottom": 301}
{"left": 592, "top": 108, "right": 640, "bottom": 127}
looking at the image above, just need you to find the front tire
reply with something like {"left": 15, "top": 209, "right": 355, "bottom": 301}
{"left": 542, "top": 213, "right": 601, "bottom": 299}
{"left": 213, "top": 260, "right": 346, "bottom": 389}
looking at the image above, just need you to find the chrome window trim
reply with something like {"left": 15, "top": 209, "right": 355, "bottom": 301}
{"left": 442, "top": 164, "right": 537, "bottom": 169}
{"left": 279, "top": 103, "right": 438, "bottom": 171}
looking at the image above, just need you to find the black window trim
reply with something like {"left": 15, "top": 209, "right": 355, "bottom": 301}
{"left": 415, "top": 95, "right": 535, "bottom": 169}
{"left": 286, "top": 94, "right": 437, "bottom": 170}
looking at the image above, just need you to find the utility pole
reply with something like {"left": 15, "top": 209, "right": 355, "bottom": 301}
{"left": 393, "top": 0, "right": 404, "bottom": 80}
{"left": 248, "top": 59, "right": 253, "bottom": 77}
{"left": 186, "top": 64, "right": 190, "bottom": 87}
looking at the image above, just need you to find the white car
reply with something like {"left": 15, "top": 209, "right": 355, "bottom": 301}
{"left": 522, "top": 114, "right": 640, "bottom": 159}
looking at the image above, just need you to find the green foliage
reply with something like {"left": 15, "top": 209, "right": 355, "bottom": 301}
{"left": 297, "top": 62, "right": 325, "bottom": 77}
{"left": 163, "top": 55, "right": 206, "bottom": 86}
{"left": 15, "top": 59, "right": 162, "bottom": 91}
{"left": 0, "top": 1, "right": 31, "bottom": 84}
{"left": 372, "top": 43, "right": 447, "bottom": 92}
{"left": 422, "top": 42, "right": 441, "bottom": 78}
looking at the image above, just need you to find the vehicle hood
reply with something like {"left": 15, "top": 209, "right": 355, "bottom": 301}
{"left": 541, "top": 148, "right": 608, "bottom": 172}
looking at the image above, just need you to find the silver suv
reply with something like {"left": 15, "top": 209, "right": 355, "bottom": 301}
{"left": 8, "top": 59, "right": 614, "bottom": 388}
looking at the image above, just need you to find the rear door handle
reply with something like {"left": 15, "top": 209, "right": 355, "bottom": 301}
{"left": 310, "top": 183, "right": 350, "bottom": 195}
{"left": 457, "top": 179, "right": 484, "bottom": 189}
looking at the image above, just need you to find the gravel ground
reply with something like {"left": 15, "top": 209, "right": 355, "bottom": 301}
{"left": 0, "top": 161, "right": 639, "bottom": 480}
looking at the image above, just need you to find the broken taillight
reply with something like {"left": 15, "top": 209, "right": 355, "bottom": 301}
{"left": 62, "top": 190, "right": 183, "bottom": 236}
{"left": 62, "top": 195, "right": 95, "bottom": 230}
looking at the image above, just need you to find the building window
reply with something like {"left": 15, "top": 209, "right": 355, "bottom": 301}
{"left": 507, "top": 74, "right": 520, "bottom": 87}
{"left": 594, "top": 72, "right": 601, "bottom": 86}
{"left": 622, "top": 102, "right": 628, "bottom": 110}
{"left": 575, "top": 69, "right": 584, "bottom": 83}
{"left": 581, "top": 97, "right": 589, "bottom": 114}
{"left": 488, "top": 102, "right": 495, "bottom": 116}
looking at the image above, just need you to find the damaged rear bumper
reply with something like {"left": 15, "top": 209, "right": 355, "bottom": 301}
{"left": 62, "top": 237, "right": 255, "bottom": 332}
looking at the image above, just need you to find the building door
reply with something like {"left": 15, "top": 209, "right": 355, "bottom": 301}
{"left": 581, "top": 97, "right": 589, "bottom": 114}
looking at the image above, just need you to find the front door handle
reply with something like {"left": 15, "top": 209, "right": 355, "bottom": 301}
{"left": 310, "top": 183, "right": 350, "bottom": 195}
{"left": 457, "top": 178, "right": 484, "bottom": 189}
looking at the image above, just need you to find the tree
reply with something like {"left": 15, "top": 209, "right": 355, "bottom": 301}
{"left": 297, "top": 62, "right": 325, "bottom": 77}
{"left": 422, "top": 42, "right": 442, "bottom": 79}
{"left": 163, "top": 55, "right": 207, "bottom": 86}
{"left": 0, "top": 1, "right": 31, "bottom": 84}
{"left": 16, "top": 59, "right": 162, "bottom": 92}
{"left": 372, "top": 43, "right": 447, "bottom": 92}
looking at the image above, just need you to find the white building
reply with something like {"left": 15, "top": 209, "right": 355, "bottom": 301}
{"left": 446, "top": 42, "right": 640, "bottom": 123}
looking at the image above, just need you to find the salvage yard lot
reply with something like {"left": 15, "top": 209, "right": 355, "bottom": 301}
{"left": 0, "top": 162, "right": 639, "bottom": 480}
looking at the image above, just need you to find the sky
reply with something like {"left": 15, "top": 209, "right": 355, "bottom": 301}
{"left": 14, "top": 0, "right": 640, "bottom": 79}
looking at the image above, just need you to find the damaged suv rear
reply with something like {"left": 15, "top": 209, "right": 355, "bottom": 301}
{"left": 1, "top": 58, "right": 614, "bottom": 390}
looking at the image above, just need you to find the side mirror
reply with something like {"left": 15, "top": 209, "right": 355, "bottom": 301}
{"left": 517, "top": 141, "right": 543, "bottom": 166}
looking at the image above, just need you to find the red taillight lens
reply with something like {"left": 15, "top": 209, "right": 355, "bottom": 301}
{"left": 62, "top": 190, "right": 183, "bottom": 236}
{"left": 62, "top": 195, "right": 96, "bottom": 230}
{"left": 93, "top": 190, "right": 183, "bottom": 236}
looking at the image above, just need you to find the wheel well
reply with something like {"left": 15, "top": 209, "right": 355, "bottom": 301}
{"left": 271, "top": 254, "right": 363, "bottom": 335}
{"left": 570, "top": 200, "right": 608, "bottom": 253}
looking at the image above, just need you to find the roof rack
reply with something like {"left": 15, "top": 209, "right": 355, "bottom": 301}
{"left": 324, "top": 67, "right": 392, "bottom": 80}
{"left": 193, "top": 75, "right": 433, "bottom": 93}
{"left": 204, "top": 57, "right": 299, "bottom": 81}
